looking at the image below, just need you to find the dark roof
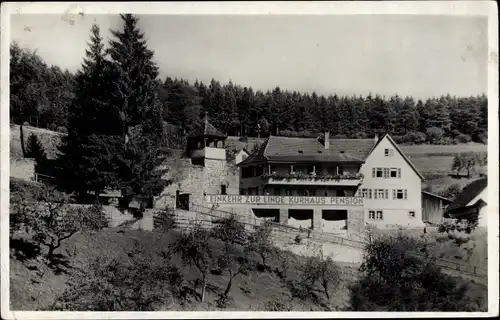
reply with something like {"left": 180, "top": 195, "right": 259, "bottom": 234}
{"left": 238, "top": 135, "right": 373, "bottom": 166}
{"left": 370, "top": 133, "right": 425, "bottom": 180}
{"left": 446, "top": 177, "right": 488, "bottom": 213}
{"left": 421, "top": 191, "right": 453, "bottom": 204}
{"left": 188, "top": 116, "right": 227, "bottom": 139}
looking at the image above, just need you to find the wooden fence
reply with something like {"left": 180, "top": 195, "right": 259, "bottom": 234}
{"left": 179, "top": 204, "right": 487, "bottom": 281}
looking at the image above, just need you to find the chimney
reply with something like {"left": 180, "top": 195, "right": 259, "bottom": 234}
{"left": 324, "top": 131, "right": 330, "bottom": 149}
{"left": 374, "top": 133, "right": 379, "bottom": 144}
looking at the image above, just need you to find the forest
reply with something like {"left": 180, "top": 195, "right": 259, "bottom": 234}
{"left": 10, "top": 41, "right": 488, "bottom": 146}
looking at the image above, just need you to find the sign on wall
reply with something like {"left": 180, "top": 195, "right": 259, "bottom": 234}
{"left": 205, "top": 195, "right": 364, "bottom": 206}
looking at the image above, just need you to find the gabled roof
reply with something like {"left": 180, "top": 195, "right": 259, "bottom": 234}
{"left": 187, "top": 115, "right": 227, "bottom": 139}
{"left": 421, "top": 191, "right": 453, "bottom": 204}
{"left": 370, "top": 133, "right": 426, "bottom": 181}
{"left": 446, "top": 177, "right": 488, "bottom": 213}
{"left": 237, "top": 135, "right": 372, "bottom": 166}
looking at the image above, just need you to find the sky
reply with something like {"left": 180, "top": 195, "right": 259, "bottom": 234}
{"left": 10, "top": 14, "right": 488, "bottom": 99}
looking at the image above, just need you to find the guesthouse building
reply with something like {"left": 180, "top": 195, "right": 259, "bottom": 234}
{"left": 207, "top": 132, "right": 429, "bottom": 234}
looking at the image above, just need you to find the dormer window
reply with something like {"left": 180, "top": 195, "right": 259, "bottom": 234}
{"left": 317, "top": 150, "right": 323, "bottom": 154}
{"left": 298, "top": 150, "right": 303, "bottom": 154}
{"left": 340, "top": 150, "right": 345, "bottom": 154}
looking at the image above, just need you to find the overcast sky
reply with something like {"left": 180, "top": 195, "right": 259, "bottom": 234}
{"left": 11, "top": 14, "right": 487, "bottom": 99}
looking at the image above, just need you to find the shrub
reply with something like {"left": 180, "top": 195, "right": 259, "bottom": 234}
{"left": 440, "top": 184, "right": 462, "bottom": 200}
{"left": 262, "top": 295, "right": 292, "bottom": 311}
{"left": 51, "top": 244, "right": 182, "bottom": 310}
{"left": 456, "top": 134, "right": 472, "bottom": 143}
{"left": 354, "top": 131, "right": 368, "bottom": 139}
{"left": 211, "top": 214, "right": 248, "bottom": 245}
{"left": 294, "top": 234, "right": 303, "bottom": 245}
{"left": 245, "top": 222, "right": 274, "bottom": 269}
{"left": 26, "top": 133, "right": 46, "bottom": 160}
{"left": 349, "top": 232, "right": 482, "bottom": 311}
{"left": 153, "top": 206, "right": 177, "bottom": 232}
{"left": 426, "top": 127, "right": 444, "bottom": 144}
{"left": 402, "top": 131, "right": 427, "bottom": 145}
{"left": 56, "top": 126, "right": 68, "bottom": 134}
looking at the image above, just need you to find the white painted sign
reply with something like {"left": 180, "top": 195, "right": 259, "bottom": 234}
{"left": 205, "top": 195, "right": 364, "bottom": 206}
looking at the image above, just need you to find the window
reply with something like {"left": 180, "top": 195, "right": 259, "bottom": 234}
{"left": 408, "top": 211, "right": 416, "bottom": 218}
{"left": 384, "top": 148, "right": 394, "bottom": 156}
{"left": 324, "top": 191, "right": 328, "bottom": 196}
{"left": 242, "top": 154, "right": 247, "bottom": 161}
{"left": 390, "top": 168, "right": 401, "bottom": 178}
{"left": 274, "top": 188, "right": 280, "bottom": 196}
{"left": 286, "top": 189, "right": 292, "bottom": 196}
{"left": 221, "top": 185, "right": 227, "bottom": 195}
{"left": 374, "top": 189, "right": 387, "bottom": 199}
{"left": 369, "top": 210, "right": 384, "bottom": 220}
{"left": 393, "top": 189, "right": 407, "bottom": 200}
{"left": 337, "top": 167, "right": 344, "bottom": 175}
{"left": 383, "top": 168, "right": 389, "bottom": 178}
{"left": 338, "top": 189, "right": 346, "bottom": 197}
{"left": 373, "top": 168, "right": 384, "bottom": 178}
{"left": 368, "top": 189, "right": 372, "bottom": 199}
{"left": 240, "top": 189, "right": 245, "bottom": 195}
{"left": 361, "top": 188, "right": 369, "bottom": 198}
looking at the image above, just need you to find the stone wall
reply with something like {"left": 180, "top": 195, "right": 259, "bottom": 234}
{"left": 154, "top": 155, "right": 241, "bottom": 211}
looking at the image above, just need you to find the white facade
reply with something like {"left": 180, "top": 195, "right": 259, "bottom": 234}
{"left": 234, "top": 149, "right": 249, "bottom": 165}
{"left": 468, "top": 187, "right": 488, "bottom": 228}
{"left": 358, "top": 135, "right": 424, "bottom": 228}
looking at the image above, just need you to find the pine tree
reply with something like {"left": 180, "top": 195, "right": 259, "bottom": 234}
{"left": 56, "top": 24, "right": 120, "bottom": 200}
{"left": 107, "top": 14, "right": 169, "bottom": 208}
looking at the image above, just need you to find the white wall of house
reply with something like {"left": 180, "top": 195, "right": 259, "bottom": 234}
{"left": 234, "top": 150, "right": 249, "bottom": 165}
{"left": 468, "top": 187, "right": 488, "bottom": 228}
{"left": 359, "top": 136, "right": 424, "bottom": 228}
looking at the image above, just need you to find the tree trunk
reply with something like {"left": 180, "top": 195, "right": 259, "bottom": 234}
{"left": 224, "top": 277, "right": 233, "bottom": 297}
{"left": 20, "top": 124, "right": 26, "bottom": 158}
{"left": 323, "top": 281, "right": 330, "bottom": 300}
{"left": 47, "top": 245, "right": 56, "bottom": 262}
{"left": 200, "top": 273, "right": 207, "bottom": 302}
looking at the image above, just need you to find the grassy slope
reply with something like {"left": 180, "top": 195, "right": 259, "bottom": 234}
{"left": 10, "top": 228, "right": 359, "bottom": 311}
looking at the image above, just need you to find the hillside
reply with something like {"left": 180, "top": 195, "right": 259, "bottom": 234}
{"left": 10, "top": 228, "right": 360, "bottom": 311}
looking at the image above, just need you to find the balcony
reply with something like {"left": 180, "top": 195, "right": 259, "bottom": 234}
{"left": 260, "top": 172, "right": 364, "bottom": 187}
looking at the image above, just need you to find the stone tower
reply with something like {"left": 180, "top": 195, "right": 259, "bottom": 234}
{"left": 155, "top": 115, "right": 240, "bottom": 211}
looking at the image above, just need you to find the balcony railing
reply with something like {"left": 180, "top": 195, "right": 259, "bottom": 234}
{"left": 261, "top": 172, "right": 364, "bottom": 182}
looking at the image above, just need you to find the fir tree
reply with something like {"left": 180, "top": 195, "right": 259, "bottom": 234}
{"left": 107, "top": 14, "right": 169, "bottom": 208}
{"left": 56, "top": 24, "right": 119, "bottom": 199}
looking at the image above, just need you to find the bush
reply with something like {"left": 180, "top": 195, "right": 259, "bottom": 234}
{"left": 402, "top": 131, "right": 426, "bottom": 145}
{"left": 153, "top": 206, "right": 177, "bottom": 232}
{"left": 354, "top": 132, "right": 368, "bottom": 139}
{"left": 440, "top": 184, "right": 462, "bottom": 200}
{"left": 294, "top": 234, "right": 303, "bottom": 245}
{"left": 349, "top": 232, "right": 482, "bottom": 311}
{"left": 426, "top": 127, "right": 444, "bottom": 144}
{"left": 26, "top": 133, "right": 46, "bottom": 160}
{"left": 51, "top": 244, "right": 183, "bottom": 310}
{"left": 456, "top": 134, "right": 472, "bottom": 143}
{"left": 262, "top": 295, "right": 292, "bottom": 311}
{"left": 211, "top": 214, "right": 248, "bottom": 246}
